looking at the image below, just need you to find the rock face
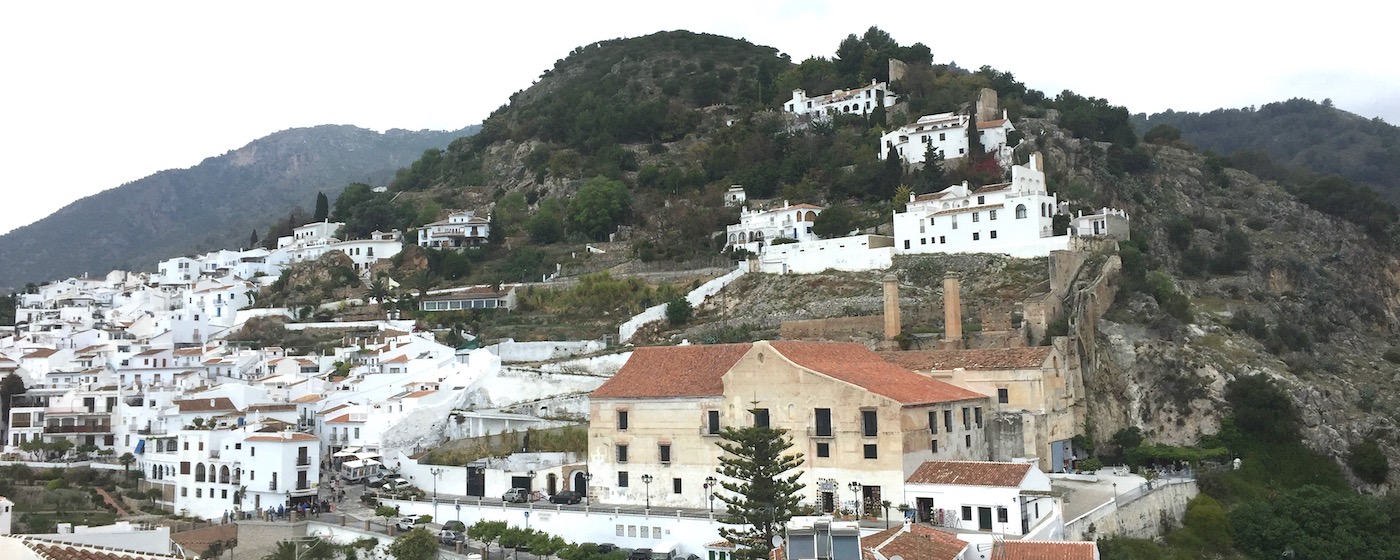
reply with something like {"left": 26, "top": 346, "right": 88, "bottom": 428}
{"left": 1014, "top": 115, "right": 1400, "bottom": 489}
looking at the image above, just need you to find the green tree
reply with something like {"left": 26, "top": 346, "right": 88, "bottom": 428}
{"left": 468, "top": 520, "right": 508, "bottom": 559}
{"left": 1143, "top": 124, "right": 1183, "bottom": 146}
{"left": 913, "top": 145, "right": 947, "bottom": 194}
{"left": 1347, "top": 438, "right": 1389, "bottom": 484}
{"left": 0, "top": 372, "right": 27, "bottom": 421}
{"left": 568, "top": 177, "right": 632, "bottom": 241}
{"left": 119, "top": 452, "right": 136, "bottom": 479}
{"left": 388, "top": 527, "right": 438, "bottom": 560}
{"left": 526, "top": 209, "right": 564, "bottom": 245}
{"left": 666, "top": 298, "right": 694, "bottom": 327}
{"left": 715, "top": 408, "right": 806, "bottom": 560}
{"left": 1224, "top": 375, "right": 1299, "bottom": 444}
{"left": 891, "top": 185, "right": 912, "bottom": 213}
{"left": 249, "top": 229, "right": 259, "bottom": 248}
{"left": 313, "top": 191, "right": 330, "bottom": 222}
{"left": 365, "top": 278, "right": 391, "bottom": 304}
{"left": 812, "top": 205, "right": 858, "bottom": 239}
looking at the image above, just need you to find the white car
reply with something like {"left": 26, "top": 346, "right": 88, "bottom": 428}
{"left": 395, "top": 515, "right": 421, "bottom": 532}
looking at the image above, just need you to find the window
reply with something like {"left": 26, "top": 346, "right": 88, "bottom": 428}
{"left": 962, "top": 408, "right": 970, "bottom": 429}
{"left": 961, "top": 506, "right": 972, "bottom": 520}
{"left": 997, "top": 388, "right": 1009, "bottom": 404}
{"left": 198, "top": 442, "right": 204, "bottom": 451}
{"left": 182, "top": 487, "right": 188, "bottom": 497}
{"left": 618, "top": 472, "right": 629, "bottom": 487}
{"left": 235, "top": 443, "right": 242, "bottom": 450}
{"left": 903, "top": 240, "right": 910, "bottom": 249}
{"left": 972, "top": 212, "right": 979, "bottom": 222}
{"left": 972, "top": 232, "right": 980, "bottom": 241}
{"left": 707, "top": 410, "right": 721, "bottom": 434}
{"left": 939, "top": 132, "right": 946, "bottom": 141}
{"left": 928, "top": 411, "right": 939, "bottom": 434}
{"left": 815, "top": 408, "right": 832, "bottom": 437}
{"left": 951, "top": 216, "right": 958, "bottom": 230}
{"left": 977, "top": 196, "right": 985, "bottom": 205}
{"left": 659, "top": 444, "right": 671, "bottom": 463}
{"left": 616, "top": 525, "right": 624, "bottom": 537}
{"left": 180, "top": 462, "right": 190, "bottom": 474}
{"left": 861, "top": 410, "right": 878, "bottom": 437}
{"left": 196, "top": 488, "right": 203, "bottom": 498}
{"left": 932, "top": 439, "right": 939, "bottom": 452}
{"left": 616, "top": 444, "right": 629, "bottom": 463}
{"left": 939, "top": 236, "right": 946, "bottom": 244}
{"left": 975, "top": 407, "right": 983, "bottom": 428}
{"left": 753, "top": 408, "right": 770, "bottom": 428}
{"left": 222, "top": 489, "right": 228, "bottom": 499}
{"left": 921, "top": 238, "right": 927, "bottom": 245}
{"left": 1015, "top": 204, "right": 1027, "bottom": 219}
{"left": 184, "top": 441, "right": 189, "bottom": 451}
{"left": 997, "top": 507, "right": 1008, "bottom": 523}
{"left": 989, "top": 210, "right": 997, "bottom": 221}
{"left": 617, "top": 410, "right": 628, "bottom": 431}
{"left": 673, "top": 478, "right": 683, "bottom": 494}
{"left": 251, "top": 447, "right": 255, "bottom": 457}
{"left": 990, "top": 230, "right": 997, "bottom": 239}
{"left": 817, "top": 443, "right": 830, "bottom": 457}
{"left": 863, "top": 444, "right": 878, "bottom": 459}
{"left": 944, "top": 410, "right": 953, "bottom": 432}
{"left": 966, "top": 434, "right": 972, "bottom": 447}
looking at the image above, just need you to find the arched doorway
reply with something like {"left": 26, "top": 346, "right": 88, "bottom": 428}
{"left": 573, "top": 471, "right": 586, "bottom": 492}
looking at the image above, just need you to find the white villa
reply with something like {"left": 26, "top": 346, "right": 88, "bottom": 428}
{"left": 891, "top": 154, "right": 1128, "bottom": 259}
{"left": 784, "top": 80, "right": 897, "bottom": 120}
{"left": 418, "top": 210, "right": 490, "bottom": 249}
{"left": 879, "top": 110, "right": 1015, "bottom": 165}
{"left": 724, "top": 201, "right": 824, "bottom": 254}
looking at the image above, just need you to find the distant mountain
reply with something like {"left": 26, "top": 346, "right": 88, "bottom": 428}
{"left": 1132, "top": 99, "right": 1400, "bottom": 205}
{"left": 0, "top": 124, "right": 477, "bottom": 290}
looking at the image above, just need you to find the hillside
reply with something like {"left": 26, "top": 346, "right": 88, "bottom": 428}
{"left": 0, "top": 124, "right": 476, "bottom": 290}
{"left": 1132, "top": 99, "right": 1400, "bottom": 205}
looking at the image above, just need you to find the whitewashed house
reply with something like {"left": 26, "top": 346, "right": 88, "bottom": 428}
{"left": 330, "top": 230, "right": 403, "bottom": 273}
{"left": 904, "top": 460, "right": 1062, "bottom": 539}
{"left": 724, "top": 201, "right": 824, "bottom": 254}
{"left": 1071, "top": 208, "right": 1131, "bottom": 240}
{"left": 756, "top": 234, "right": 895, "bottom": 274}
{"left": 418, "top": 210, "right": 490, "bottom": 249}
{"left": 155, "top": 257, "right": 199, "bottom": 286}
{"left": 878, "top": 110, "right": 1015, "bottom": 165}
{"left": 785, "top": 80, "right": 897, "bottom": 120}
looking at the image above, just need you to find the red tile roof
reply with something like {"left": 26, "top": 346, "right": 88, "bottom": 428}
{"left": 880, "top": 347, "right": 1055, "bottom": 371}
{"left": 591, "top": 344, "right": 751, "bottom": 399}
{"left": 246, "top": 403, "right": 296, "bottom": 412}
{"left": 906, "top": 461, "right": 1032, "bottom": 487}
{"left": 770, "top": 341, "right": 987, "bottom": 406}
{"left": 977, "top": 118, "right": 1010, "bottom": 129}
{"left": 245, "top": 433, "right": 319, "bottom": 442}
{"left": 176, "top": 397, "right": 238, "bottom": 413}
{"left": 862, "top": 524, "right": 966, "bottom": 560}
{"left": 972, "top": 181, "right": 1012, "bottom": 193}
{"left": 23, "top": 348, "right": 58, "bottom": 359}
{"left": 26, "top": 540, "right": 184, "bottom": 560}
{"left": 1002, "top": 541, "right": 1098, "bottom": 560}
{"left": 401, "top": 390, "right": 436, "bottom": 399}
{"left": 326, "top": 414, "right": 362, "bottom": 424}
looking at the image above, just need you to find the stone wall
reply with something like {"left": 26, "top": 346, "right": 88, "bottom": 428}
{"left": 779, "top": 315, "right": 884, "bottom": 341}
{"left": 1065, "top": 479, "right": 1197, "bottom": 541}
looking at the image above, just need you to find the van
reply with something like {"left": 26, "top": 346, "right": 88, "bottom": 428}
{"left": 650, "top": 542, "right": 679, "bottom": 560}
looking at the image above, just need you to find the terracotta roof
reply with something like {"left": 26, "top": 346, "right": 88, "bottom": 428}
{"left": 318, "top": 403, "right": 351, "bottom": 416}
{"left": 384, "top": 355, "right": 410, "bottom": 364}
{"left": 25, "top": 540, "right": 184, "bottom": 560}
{"left": 401, "top": 390, "right": 435, "bottom": 399}
{"left": 244, "top": 433, "right": 319, "bottom": 442}
{"left": 931, "top": 203, "right": 1004, "bottom": 217}
{"left": 246, "top": 403, "right": 296, "bottom": 412}
{"left": 22, "top": 348, "right": 58, "bottom": 359}
{"left": 293, "top": 393, "right": 323, "bottom": 403}
{"left": 75, "top": 345, "right": 105, "bottom": 354}
{"left": 134, "top": 349, "right": 165, "bottom": 357}
{"left": 1001, "top": 541, "right": 1098, "bottom": 560}
{"left": 173, "top": 347, "right": 204, "bottom": 356}
{"left": 879, "top": 347, "right": 1055, "bottom": 371}
{"left": 977, "top": 118, "right": 1010, "bottom": 129}
{"left": 972, "top": 181, "right": 1012, "bottom": 193}
{"left": 175, "top": 397, "right": 238, "bottom": 413}
{"left": 591, "top": 344, "right": 752, "bottom": 399}
{"left": 862, "top": 524, "right": 966, "bottom": 560}
{"left": 770, "top": 341, "right": 987, "bottom": 406}
{"left": 906, "top": 461, "right": 1032, "bottom": 487}
{"left": 326, "top": 414, "right": 362, "bottom": 424}
{"left": 913, "top": 191, "right": 950, "bottom": 202}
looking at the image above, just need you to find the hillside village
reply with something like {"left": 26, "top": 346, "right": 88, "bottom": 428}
{"left": 3, "top": 27, "right": 1400, "bottom": 560}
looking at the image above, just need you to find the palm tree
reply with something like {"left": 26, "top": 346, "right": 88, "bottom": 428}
{"left": 119, "top": 452, "right": 136, "bottom": 480}
{"left": 365, "top": 278, "right": 390, "bottom": 304}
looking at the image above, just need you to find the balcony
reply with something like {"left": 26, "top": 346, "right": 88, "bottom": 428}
{"left": 268, "top": 481, "right": 278, "bottom": 491}
{"left": 137, "top": 427, "right": 168, "bottom": 435}
{"left": 296, "top": 456, "right": 311, "bottom": 467}
{"left": 45, "top": 424, "right": 113, "bottom": 433}
{"left": 806, "top": 426, "right": 835, "bottom": 438}
{"left": 46, "top": 408, "right": 110, "bottom": 417}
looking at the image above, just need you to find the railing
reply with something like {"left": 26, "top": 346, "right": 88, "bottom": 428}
{"left": 268, "top": 482, "right": 277, "bottom": 491}
{"left": 138, "top": 428, "right": 168, "bottom": 435}
{"left": 45, "top": 408, "right": 108, "bottom": 416}
{"left": 296, "top": 456, "right": 311, "bottom": 466}
{"left": 806, "top": 426, "right": 835, "bottom": 438}
{"left": 45, "top": 424, "right": 113, "bottom": 433}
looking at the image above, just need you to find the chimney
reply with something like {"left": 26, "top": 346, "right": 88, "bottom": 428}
{"left": 882, "top": 275, "right": 901, "bottom": 341}
{"left": 943, "top": 273, "right": 963, "bottom": 348}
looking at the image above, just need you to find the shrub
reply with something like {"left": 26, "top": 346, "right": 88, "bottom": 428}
{"left": 665, "top": 298, "right": 694, "bottom": 326}
{"left": 1347, "top": 438, "right": 1389, "bottom": 484}
{"left": 1078, "top": 457, "right": 1104, "bottom": 472}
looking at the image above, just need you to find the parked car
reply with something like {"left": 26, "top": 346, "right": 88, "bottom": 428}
{"left": 365, "top": 474, "right": 388, "bottom": 488}
{"left": 442, "top": 520, "right": 466, "bottom": 532}
{"left": 628, "top": 548, "right": 653, "bottom": 560}
{"left": 394, "top": 515, "right": 421, "bottom": 532}
{"left": 549, "top": 490, "right": 583, "bottom": 504}
{"left": 503, "top": 488, "right": 532, "bottom": 503}
{"left": 438, "top": 530, "right": 465, "bottom": 545}
{"left": 382, "top": 477, "right": 413, "bottom": 491}
{"left": 596, "top": 544, "right": 618, "bottom": 554}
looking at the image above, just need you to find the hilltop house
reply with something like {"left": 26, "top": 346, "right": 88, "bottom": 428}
{"left": 878, "top": 110, "right": 1016, "bottom": 166}
{"left": 903, "top": 460, "right": 1061, "bottom": 538}
{"left": 723, "top": 201, "right": 824, "bottom": 254}
{"left": 418, "top": 210, "right": 490, "bottom": 249}
{"left": 784, "top": 80, "right": 898, "bottom": 120}
{"left": 587, "top": 341, "right": 991, "bottom": 514}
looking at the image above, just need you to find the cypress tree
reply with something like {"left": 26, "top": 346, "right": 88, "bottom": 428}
{"left": 313, "top": 191, "right": 330, "bottom": 222}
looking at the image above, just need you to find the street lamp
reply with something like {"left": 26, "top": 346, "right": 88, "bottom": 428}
{"left": 847, "top": 482, "right": 862, "bottom": 517}
{"left": 704, "top": 476, "right": 717, "bottom": 514}
{"left": 641, "top": 474, "right": 654, "bottom": 511}
{"left": 583, "top": 472, "right": 594, "bottom": 506}
{"left": 430, "top": 467, "right": 444, "bottom": 519}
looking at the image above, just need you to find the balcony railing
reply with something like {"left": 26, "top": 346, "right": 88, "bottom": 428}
{"left": 268, "top": 482, "right": 278, "bottom": 491}
{"left": 296, "top": 456, "right": 311, "bottom": 466}
{"left": 45, "top": 408, "right": 110, "bottom": 416}
{"left": 137, "top": 427, "right": 168, "bottom": 435}
{"left": 45, "top": 424, "right": 113, "bottom": 433}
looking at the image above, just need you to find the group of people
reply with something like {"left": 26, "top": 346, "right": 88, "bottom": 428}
{"left": 257, "top": 499, "right": 337, "bottom": 521}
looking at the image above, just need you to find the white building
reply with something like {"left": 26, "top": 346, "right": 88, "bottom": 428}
{"left": 784, "top": 80, "right": 898, "bottom": 120}
{"left": 723, "top": 202, "right": 824, "bottom": 254}
{"left": 331, "top": 230, "right": 402, "bottom": 273}
{"left": 892, "top": 154, "right": 1078, "bottom": 259}
{"left": 418, "top": 210, "right": 490, "bottom": 249}
{"left": 1071, "top": 208, "right": 1131, "bottom": 240}
{"left": 903, "top": 460, "right": 1061, "bottom": 539}
{"left": 723, "top": 186, "right": 747, "bottom": 207}
{"left": 756, "top": 235, "right": 894, "bottom": 275}
{"left": 0, "top": 496, "right": 11, "bottom": 536}
{"left": 878, "top": 110, "right": 1015, "bottom": 165}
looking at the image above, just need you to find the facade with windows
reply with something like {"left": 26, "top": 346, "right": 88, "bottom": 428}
{"left": 878, "top": 110, "right": 1015, "bottom": 166}
{"left": 723, "top": 202, "right": 824, "bottom": 254}
{"left": 784, "top": 80, "right": 898, "bottom": 120}
{"left": 419, "top": 285, "right": 517, "bottom": 312}
{"left": 903, "top": 460, "right": 1062, "bottom": 539}
{"left": 418, "top": 210, "right": 490, "bottom": 249}
{"left": 587, "top": 341, "right": 990, "bottom": 512}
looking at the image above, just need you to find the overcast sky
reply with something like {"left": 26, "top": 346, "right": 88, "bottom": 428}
{"left": 2, "top": 1, "right": 1394, "bottom": 235}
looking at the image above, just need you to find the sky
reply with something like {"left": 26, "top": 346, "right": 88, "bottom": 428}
{"left": 2, "top": 1, "right": 1395, "bottom": 236}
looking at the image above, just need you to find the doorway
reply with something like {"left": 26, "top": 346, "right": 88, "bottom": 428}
{"left": 977, "top": 507, "right": 993, "bottom": 531}
{"left": 547, "top": 473, "right": 558, "bottom": 495}
{"left": 862, "top": 486, "right": 882, "bottom": 517}
{"left": 819, "top": 491, "right": 835, "bottom": 513}
{"left": 916, "top": 497, "right": 935, "bottom": 523}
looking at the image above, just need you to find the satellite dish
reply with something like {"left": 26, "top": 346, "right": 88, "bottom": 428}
{"left": 771, "top": 535, "right": 784, "bottom": 548}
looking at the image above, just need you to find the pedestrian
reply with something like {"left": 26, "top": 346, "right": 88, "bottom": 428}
{"left": 277, "top": 504, "right": 285, "bottom": 519}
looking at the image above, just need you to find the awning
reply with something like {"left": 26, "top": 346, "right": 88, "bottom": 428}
{"left": 333, "top": 447, "right": 361, "bottom": 457}
{"left": 342, "top": 459, "right": 381, "bottom": 469}
{"left": 354, "top": 451, "right": 380, "bottom": 460}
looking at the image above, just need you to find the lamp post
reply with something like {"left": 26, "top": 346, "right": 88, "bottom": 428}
{"left": 527, "top": 469, "right": 537, "bottom": 500}
{"left": 583, "top": 472, "right": 594, "bottom": 506}
{"left": 704, "top": 476, "right": 717, "bottom": 514}
{"left": 847, "top": 482, "right": 862, "bottom": 517}
{"left": 430, "top": 467, "right": 443, "bottom": 519}
{"left": 641, "top": 474, "right": 654, "bottom": 512}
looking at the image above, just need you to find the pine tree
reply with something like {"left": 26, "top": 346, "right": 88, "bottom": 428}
{"left": 313, "top": 191, "right": 330, "bottom": 222}
{"left": 715, "top": 408, "right": 806, "bottom": 560}
{"left": 914, "top": 144, "right": 947, "bottom": 193}
{"left": 249, "top": 229, "right": 259, "bottom": 248}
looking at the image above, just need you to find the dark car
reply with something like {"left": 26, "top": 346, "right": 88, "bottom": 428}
{"left": 442, "top": 520, "right": 466, "bottom": 532}
{"left": 628, "top": 549, "right": 653, "bottom": 560}
{"left": 438, "top": 530, "right": 465, "bottom": 545}
{"left": 549, "top": 490, "right": 583, "bottom": 504}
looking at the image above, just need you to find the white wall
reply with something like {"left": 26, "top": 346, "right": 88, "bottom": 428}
{"left": 758, "top": 235, "right": 894, "bottom": 274}
{"left": 619, "top": 266, "right": 745, "bottom": 343}
{"left": 488, "top": 340, "right": 607, "bottom": 363}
